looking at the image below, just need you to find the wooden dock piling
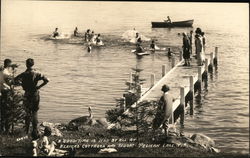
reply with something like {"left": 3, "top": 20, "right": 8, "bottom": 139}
{"left": 162, "top": 64, "right": 166, "bottom": 77}
{"left": 204, "top": 59, "right": 208, "bottom": 88}
{"left": 150, "top": 74, "right": 155, "bottom": 87}
{"left": 122, "top": 96, "right": 126, "bottom": 111}
{"left": 208, "top": 52, "right": 214, "bottom": 72}
{"left": 171, "top": 57, "right": 175, "bottom": 68}
{"left": 198, "top": 66, "right": 202, "bottom": 94}
{"left": 180, "top": 87, "right": 185, "bottom": 125}
{"left": 189, "top": 76, "right": 194, "bottom": 115}
{"left": 129, "top": 72, "right": 133, "bottom": 90}
{"left": 179, "top": 51, "right": 183, "bottom": 61}
{"left": 214, "top": 47, "right": 218, "bottom": 66}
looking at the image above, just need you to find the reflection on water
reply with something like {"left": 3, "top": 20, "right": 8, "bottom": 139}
{"left": 1, "top": 1, "right": 248, "bottom": 154}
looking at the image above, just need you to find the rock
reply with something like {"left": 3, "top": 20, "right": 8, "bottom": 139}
{"left": 98, "top": 148, "right": 117, "bottom": 154}
{"left": 210, "top": 147, "right": 220, "bottom": 153}
{"left": 95, "top": 118, "right": 110, "bottom": 128}
{"left": 190, "top": 133, "right": 215, "bottom": 148}
{"left": 39, "top": 122, "right": 63, "bottom": 137}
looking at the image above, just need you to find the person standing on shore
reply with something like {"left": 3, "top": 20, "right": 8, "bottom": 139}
{"left": 14, "top": 58, "right": 49, "bottom": 134}
{"left": 182, "top": 32, "right": 191, "bottom": 66}
{"left": 160, "top": 85, "right": 173, "bottom": 136}
{"left": 0, "top": 59, "right": 15, "bottom": 133}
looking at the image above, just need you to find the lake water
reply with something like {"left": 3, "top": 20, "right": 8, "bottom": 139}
{"left": 1, "top": 1, "right": 249, "bottom": 154}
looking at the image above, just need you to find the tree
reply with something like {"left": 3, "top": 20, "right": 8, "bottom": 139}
{"left": 106, "top": 67, "right": 160, "bottom": 145}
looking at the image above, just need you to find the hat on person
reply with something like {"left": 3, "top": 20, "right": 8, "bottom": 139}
{"left": 161, "top": 84, "right": 170, "bottom": 92}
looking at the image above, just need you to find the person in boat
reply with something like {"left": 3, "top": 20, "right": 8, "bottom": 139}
{"left": 84, "top": 29, "right": 91, "bottom": 42}
{"left": 167, "top": 48, "right": 173, "bottom": 57}
{"left": 73, "top": 27, "right": 78, "bottom": 37}
{"left": 136, "top": 43, "right": 144, "bottom": 53}
{"left": 182, "top": 32, "right": 191, "bottom": 66}
{"left": 95, "top": 34, "right": 101, "bottom": 44}
{"left": 150, "top": 40, "right": 156, "bottom": 50}
{"left": 166, "top": 16, "right": 172, "bottom": 23}
{"left": 52, "top": 28, "right": 59, "bottom": 38}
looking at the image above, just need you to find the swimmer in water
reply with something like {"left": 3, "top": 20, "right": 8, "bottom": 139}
{"left": 73, "top": 27, "right": 78, "bottom": 37}
{"left": 52, "top": 28, "right": 59, "bottom": 38}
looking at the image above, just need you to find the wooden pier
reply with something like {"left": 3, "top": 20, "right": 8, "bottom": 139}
{"left": 124, "top": 47, "right": 219, "bottom": 126}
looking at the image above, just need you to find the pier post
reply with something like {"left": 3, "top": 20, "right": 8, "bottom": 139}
{"left": 208, "top": 52, "right": 213, "bottom": 72}
{"left": 129, "top": 72, "right": 133, "bottom": 90}
{"left": 204, "top": 59, "right": 208, "bottom": 88}
{"left": 140, "top": 85, "right": 143, "bottom": 97}
{"left": 198, "top": 66, "right": 202, "bottom": 94}
{"left": 189, "top": 76, "right": 194, "bottom": 115}
{"left": 150, "top": 73, "right": 155, "bottom": 88}
{"left": 162, "top": 64, "right": 166, "bottom": 77}
{"left": 122, "top": 96, "right": 126, "bottom": 111}
{"left": 214, "top": 47, "right": 218, "bottom": 67}
{"left": 171, "top": 57, "right": 175, "bottom": 68}
{"left": 179, "top": 51, "right": 183, "bottom": 61}
{"left": 180, "top": 87, "right": 185, "bottom": 125}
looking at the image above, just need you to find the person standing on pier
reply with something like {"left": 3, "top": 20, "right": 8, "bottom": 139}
{"left": 195, "top": 28, "right": 204, "bottom": 66}
{"left": 14, "top": 58, "right": 49, "bottom": 135}
{"left": 201, "top": 32, "right": 206, "bottom": 52}
{"left": 182, "top": 32, "right": 191, "bottom": 66}
{"left": 189, "top": 30, "right": 193, "bottom": 54}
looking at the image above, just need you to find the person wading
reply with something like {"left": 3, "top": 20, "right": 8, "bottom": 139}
{"left": 14, "top": 58, "right": 49, "bottom": 135}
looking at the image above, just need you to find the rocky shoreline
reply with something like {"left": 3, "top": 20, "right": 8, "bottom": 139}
{"left": 0, "top": 121, "right": 249, "bottom": 157}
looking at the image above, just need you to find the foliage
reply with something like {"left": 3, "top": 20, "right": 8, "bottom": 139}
{"left": 106, "top": 67, "right": 160, "bottom": 134}
{"left": 5, "top": 88, "right": 25, "bottom": 129}
{"left": 1, "top": 68, "right": 25, "bottom": 134}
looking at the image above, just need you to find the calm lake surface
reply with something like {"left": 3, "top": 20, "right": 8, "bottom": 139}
{"left": 1, "top": 1, "right": 249, "bottom": 154}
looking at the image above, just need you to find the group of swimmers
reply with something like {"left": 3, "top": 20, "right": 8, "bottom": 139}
{"left": 135, "top": 32, "right": 173, "bottom": 57}
{"left": 52, "top": 27, "right": 102, "bottom": 45}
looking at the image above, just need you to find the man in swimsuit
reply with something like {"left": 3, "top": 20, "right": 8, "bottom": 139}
{"left": 14, "top": 58, "right": 49, "bottom": 134}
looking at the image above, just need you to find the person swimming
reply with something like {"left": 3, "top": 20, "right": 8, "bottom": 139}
{"left": 52, "top": 28, "right": 59, "bottom": 38}
{"left": 136, "top": 43, "right": 144, "bottom": 53}
{"left": 135, "top": 32, "right": 142, "bottom": 43}
{"left": 85, "top": 29, "right": 91, "bottom": 42}
{"left": 150, "top": 40, "right": 156, "bottom": 50}
{"left": 73, "top": 27, "right": 78, "bottom": 37}
{"left": 167, "top": 48, "right": 173, "bottom": 57}
{"left": 95, "top": 34, "right": 101, "bottom": 44}
{"left": 90, "top": 31, "right": 95, "bottom": 41}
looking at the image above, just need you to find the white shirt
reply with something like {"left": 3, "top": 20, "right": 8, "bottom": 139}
{"left": 0, "top": 67, "right": 13, "bottom": 91}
